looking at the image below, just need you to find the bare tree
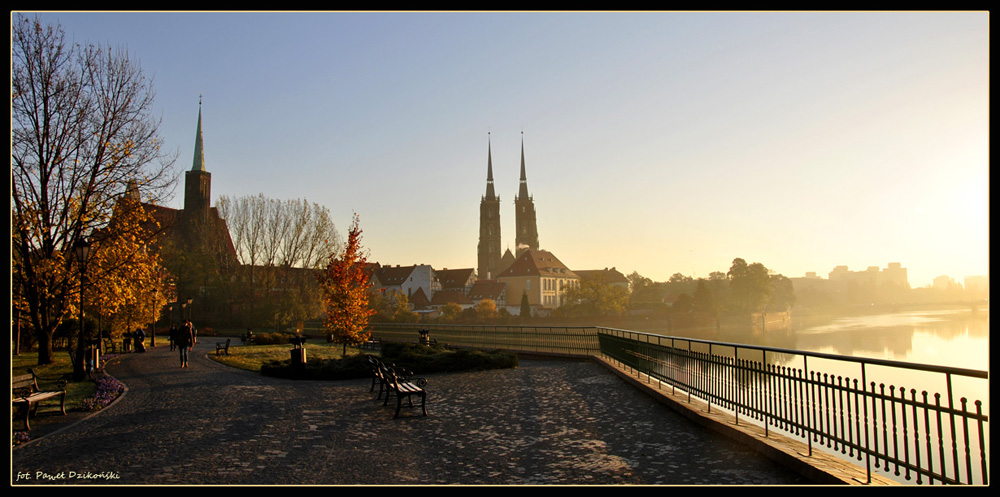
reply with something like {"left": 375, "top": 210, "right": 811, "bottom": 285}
{"left": 12, "top": 15, "right": 175, "bottom": 365}
{"left": 218, "top": 194, "right": 340, "bottom": 329}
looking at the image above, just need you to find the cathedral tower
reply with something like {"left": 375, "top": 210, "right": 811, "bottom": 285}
{"left": 514, "top": 132, "right": 539, "bottom": 255}
{"left": 184, "top": 98, "right": 212, "bottom": 223}
{"left": 478, "top": 133, "right": 502, "bottom": 280}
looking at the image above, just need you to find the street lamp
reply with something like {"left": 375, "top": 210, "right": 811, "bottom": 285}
{"left": 150, "top": 288, "right": 158, "bottom": 347}
{"left": 73, "top": 237, "right": 91, "bottom": 379}
{"left": 187, "top": 297, "right": 195, "bottom": 343}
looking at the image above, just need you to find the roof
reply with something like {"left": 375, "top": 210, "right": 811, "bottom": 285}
{"left": 430, "top": 289, "right": 474, "bottom": 307}
{"left": 496, "top": 249, "right": 578, "bottom": 279}
{"left": 375, "top": 265, "right": 417, "bottom": 286}
{"left": 575, "top": 267, "right": 630, "bottom": 285}
{"left": 467, "top": 280, "right": 507, "bottom": 301}
{"left": 409, "top": 287, "right": 431, "bottom": 309}
{"left": 435, "top": 268, "right": 476, "bottom": 290}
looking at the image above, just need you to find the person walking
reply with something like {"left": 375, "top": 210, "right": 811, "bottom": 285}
{"left": 134, "top": 327, "right": 146, "bottom": 353}
{"left": 176, "top": 320, "right": 195, "bottom": 368}
{"left": 168, "top": 325, "right": 178, "bottom": 351}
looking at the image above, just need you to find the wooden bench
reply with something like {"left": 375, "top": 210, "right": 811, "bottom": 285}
{"left": 215, "top": 338, "right": 232, "bottom": 356}
{"left": 361, "top": 339, "right": 381, "bottom": 351}
{"left": 367, "top": 358, "right": 427, "bottom": 419}
{"left": 369, "top": 358, "right": 423, "bottom": 400}
{"left": 12, "top": 370, "right": 67, "bottom": 431}
{"left": 382, "top": 367, "right": 428, "bottom": 418}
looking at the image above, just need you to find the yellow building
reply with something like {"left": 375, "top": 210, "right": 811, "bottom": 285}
{"left": 497, "top": 249, "right": 578, "bottom": 315}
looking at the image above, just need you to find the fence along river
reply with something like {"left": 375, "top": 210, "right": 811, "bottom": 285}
{"left": 370, "top": 308, "right": 988, "bottom": 485}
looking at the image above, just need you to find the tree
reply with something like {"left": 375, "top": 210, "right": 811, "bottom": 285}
{"left": 692, "top": 279, "right": 717, "bottom": 315}
{"left": 370, "top": 289, "right": 418, "bottom": 323}
{"left": 519, "top": 291, "right": 532, "bottom": 319}
{"left": 12, "top": 15, "right": 174, "bottom": 365}
{"left": 217, "top": 194, "right": 340, "bottom": 329}
{"left": 727, "top": 258, "right": 773, "bottom": 315}
{"left": 318, "top": 214, "right": 374, "bottom": 355}
{"left": 475, "top": 299, "right": 499, "bottom": 321}
{"left": 561, "top": 274, "right": 630, "bottom": 317}
{"left": 767, "top": 274, "right": 796, "bottom": 312}
{"left": 438, "top": 302, "right": 463, "bottom": 322}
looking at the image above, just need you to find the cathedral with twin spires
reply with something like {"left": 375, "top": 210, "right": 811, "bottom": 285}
{"left": 478, "top": 132, "right": 539, "bottom": 281}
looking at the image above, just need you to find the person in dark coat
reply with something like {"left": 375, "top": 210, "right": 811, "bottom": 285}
{"left": 176, "top": 320, "right": 195, "bottom": 368}
{"left": 169, "top": 325, "right": 178, "bottom": 351}
{"left": 134, "top": 327, "right": 146, "bottom": 352}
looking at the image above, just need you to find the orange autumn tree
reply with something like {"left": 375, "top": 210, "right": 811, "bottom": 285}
{"left": 318, "top": 214, "right": 375, "bottom": 355}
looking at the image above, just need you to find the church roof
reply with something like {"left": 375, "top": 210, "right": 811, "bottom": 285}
{"left": 497, "top": 249, "right": 577, "bottom": 279}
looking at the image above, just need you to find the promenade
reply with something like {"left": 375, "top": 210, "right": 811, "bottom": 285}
{"left": 13, "top": 344, "right": 813, "bottom": 485}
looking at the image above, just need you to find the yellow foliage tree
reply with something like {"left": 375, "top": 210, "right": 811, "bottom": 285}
{"left": 12, "top": 15, "right": 174, "bottom": 367}
{"left": 318, "top": 214, "right": 375, "bottom": 355}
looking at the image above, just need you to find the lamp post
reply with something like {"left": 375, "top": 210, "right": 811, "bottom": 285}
{"left": 150, "top": 288, "right": 158, "bottom": 347}
{"left": 187, "top": 297, "right": 195, "bottom": 343}
{"left": 73, "top": 237, "right": 92, "bottom": 380}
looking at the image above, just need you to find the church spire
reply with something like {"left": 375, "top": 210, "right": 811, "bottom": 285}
{"left": 478, "top": 131, "right": 502, "bottom": 281}
{"left": 191, "top": 95, "right": 206, "bottom": 172}
{"left": 514, "top": 131, "right": 539, "bottom": 255}
{"left": 518, "top": 131, "right": 530, "bottom": 199}
{"left": 485, "top": 131, "right": 496, "bottom": 199}
{"left": 184, "top": 97, "right": 212, "bottom": 219}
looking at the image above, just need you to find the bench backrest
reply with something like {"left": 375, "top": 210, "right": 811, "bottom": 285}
{"left": 13, "top": 374, "right": 38, "bottom": 393}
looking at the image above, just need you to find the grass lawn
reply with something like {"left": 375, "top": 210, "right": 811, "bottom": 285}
{"left": 208, "top": 339, "right": 369, "bottom": 372}
{"left": 12, "top": 351, "right": 98, "bottom": 414}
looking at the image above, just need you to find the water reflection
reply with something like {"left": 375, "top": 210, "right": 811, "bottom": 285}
{"left": 788, "top": 308, "right": 989, "bottom": 372}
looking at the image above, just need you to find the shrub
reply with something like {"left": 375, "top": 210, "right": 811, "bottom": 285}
{"left": 260, "top": 353, "right": 371, "bottom": 380}
{"left": 381, "top": 342, "right": 518, "bottom": 373}
{"left": 252, "top": 332, "right": 295, "bottom": 345}
{"left": 260, "top": 342, "right": 518, "bottom": 380}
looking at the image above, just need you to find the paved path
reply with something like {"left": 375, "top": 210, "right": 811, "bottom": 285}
{"left": 13, "top": 344, "right": 811, "bottom": 485}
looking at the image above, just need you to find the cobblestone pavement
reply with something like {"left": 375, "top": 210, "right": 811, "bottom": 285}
{"left": 12, "top": 345, "right": 812, "bottom": 485}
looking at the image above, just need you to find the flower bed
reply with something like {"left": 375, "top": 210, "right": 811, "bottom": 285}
{"left": 80, "top": 376, "right": 125, "bottom": 411}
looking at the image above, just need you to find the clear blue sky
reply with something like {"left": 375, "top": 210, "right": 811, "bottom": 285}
{"left": 26, "top": 11, "right": 989, "bottom": 288}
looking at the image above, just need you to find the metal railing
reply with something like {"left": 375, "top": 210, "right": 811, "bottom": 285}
{"left": 366, "top": 322, "right": 988, "bottom": 484}
{"left": 368, "top": 322, "right": 600, "bottom": 356}
{"left": 596, "top": 327, "right": 989, "bottom": 485}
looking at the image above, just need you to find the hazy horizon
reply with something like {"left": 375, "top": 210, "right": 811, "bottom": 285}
{"left": 25, "top": 11, "right": 989, "bottom": 289}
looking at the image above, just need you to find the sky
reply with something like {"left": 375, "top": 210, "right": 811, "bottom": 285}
{"left": 23, "top": 11, "right": 989, "bottom": 289}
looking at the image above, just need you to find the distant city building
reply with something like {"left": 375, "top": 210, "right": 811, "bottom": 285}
{"left": 371, "top": 264, "right": 439, "bottom": 300}
{"left": 828, "top": 262, "right": 910, "bottom": 290}
{"left": 964, "top": 275, "right": 989, "bottom": 301}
